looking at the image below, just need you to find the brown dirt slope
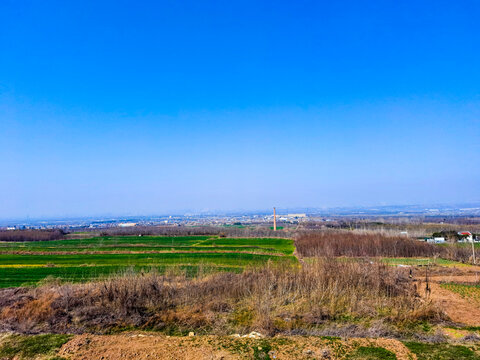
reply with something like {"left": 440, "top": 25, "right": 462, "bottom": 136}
{"left": 418, "top": 269, "right": 480, "bottom": 326}
{"left": 58, "top": 334, "right": 415, "bottom": 360}
{"left": 427, "top": 281, "right": 480, "bottom": 326}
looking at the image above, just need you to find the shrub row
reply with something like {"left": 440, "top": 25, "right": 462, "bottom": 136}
{"left": 0, "top": 229, "right": 66, "bottom": 242}
{"left": 295, "top": 231, "right": 472, "bottom": 262}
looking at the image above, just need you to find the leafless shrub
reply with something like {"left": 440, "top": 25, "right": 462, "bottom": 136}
{"left": 95, "top": 225, "right": 287, "bottom": 238}
{"left": 0, "top": 260, "right": 438, "bottom": 336}
{"left": 0, "top": 229, "right": 66, "bottom": 242}
{"left": 295, "top": 231, "right": 472, "bottom": 262}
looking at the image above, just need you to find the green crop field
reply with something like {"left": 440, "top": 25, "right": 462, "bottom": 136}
{"left": 0, "top": 236, "right": 293, "bottom": 254}
{"left": 0, "top": 236, "right": 208, "bottom": 251}
{"left": 441, "top": 283, "right": 480, "bottom": 304}
{"left": 304, "top": 256, "right": 465, "bottom": 267}
{"left": 198, "top": 237, "right": 295, "bottom": 254}
{"left": 0, "top": 236, "right": 296, "bottom": 288}
{"left": 0, "top": 265, "right": 244, "bottom": 288}
{"left": 380, "top": 257, "right": 463, "bottom": 266}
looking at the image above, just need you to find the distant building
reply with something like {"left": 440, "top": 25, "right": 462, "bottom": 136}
{"left": 458, "top": 231, "right": 474, "bottom": 242}
{"left": 118, "top": 222, "right": 137, "bottom": 228}
{"left": 425, "top": 237, "right": 445, "bottom": 243}
{"left": 287, "top": 214, "right": 307, "bottom": 218}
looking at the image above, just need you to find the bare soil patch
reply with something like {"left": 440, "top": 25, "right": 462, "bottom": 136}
{"left": 429, "top": 274, "right": 480, "bottom": 284}
{"left": 417, "top": 267, "right": 480, "bottom": 326}
{"left": 58, "top": 334, "right": 415, "bottom": 360}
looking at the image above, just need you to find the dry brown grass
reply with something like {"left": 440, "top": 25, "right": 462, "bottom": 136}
{"left": 1, "top": 293, "right": 57, "bottom": 323}
{"left": 0, "top": 260, "right": 439, "bottom": 336}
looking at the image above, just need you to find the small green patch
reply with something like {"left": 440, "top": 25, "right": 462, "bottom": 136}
{"left": 321, "top": 335, "right": 341, "bottom": 341}
{"left": 219, "top": 338, "right": 249, "bottom": 355}
{"left": 229, "top": 308, "right": 254, "bottom": 327}
{"left": 462, "top": 326, "right": 480, "bottom": 332}
{"left": 380, "top": 257, "right": 461, "bottom": 266}
{"left": 252, "top": 340, "right": 273, "bottom": 360}
{"left": 348, "top": 346, "right": 396, "bottom": 360}
{"left": 404, "top": 341, "right": 480, "bottom": 360}
{"left": 400, "top": 320, "right": 434, "bottom": 335}
{"left": 445, "top": 325, "right": 480, "bottom": 332}
{"left": 0, "top": 334, "right": 72, "bottom": 360}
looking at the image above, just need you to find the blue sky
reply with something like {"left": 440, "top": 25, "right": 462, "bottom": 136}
{"left": 0, "top": 0, "right": 479, "bottom": 218}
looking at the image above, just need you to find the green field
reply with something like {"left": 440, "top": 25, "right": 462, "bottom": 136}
{"left": 0, "top": 236, "right": 296, "bottom": 288}
{"left": 304, "top": 256, "right": 465, "bottom": 267}
{"left": 380, "top": 257, "right": 463, "bottom": 266}
{"left": 0, "top": 236, "right": 293, "bottom": 254}
{"left": 0, "top": 265, "right": 245, "bottom": 288}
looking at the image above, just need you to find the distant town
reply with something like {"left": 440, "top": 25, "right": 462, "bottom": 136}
{"left": 2, "top": 203, "right": 479, "bottom": 231}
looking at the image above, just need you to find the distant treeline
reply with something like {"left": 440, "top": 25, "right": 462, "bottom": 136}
{"left": 300, "top": 219, "right": 480, "bottom": 238}
{"left": 295, "top": 231, "right": 472, "bottom": 262}
{"left": 96, "top": 225, "right": 287, "bottom": 238}
{"left": 0, "top": 229, "right": 66, "bottom": 242}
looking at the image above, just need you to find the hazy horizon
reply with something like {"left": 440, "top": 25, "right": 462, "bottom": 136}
{"left": 2, "top": 200, "right": 480, "bottom": 223}
{"left": 1, "top": 1, "right": 479, "bottom": 219}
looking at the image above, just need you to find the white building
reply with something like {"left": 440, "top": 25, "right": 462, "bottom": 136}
{"left": 118, "top": 222, "right": 137, "bottom": 228}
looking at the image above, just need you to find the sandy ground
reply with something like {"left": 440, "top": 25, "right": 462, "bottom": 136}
{"left": 58, "top": 334, "right": 415, "bottom": 360}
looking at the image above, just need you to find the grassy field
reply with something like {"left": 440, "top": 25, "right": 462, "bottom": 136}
{"left": 0, "top": 236, "right": 296, "bottom": 288}
{"left": 4, "top": 232, "right": 480, "bottom": 352}
{"left": 0, "top": 236, "right": 293, "bottom": 254}
{"left": 0, "top": 264, "right": 247, "bottom": 288}
{"left": 0, "top": 334, "right": 72, "bottom": 360}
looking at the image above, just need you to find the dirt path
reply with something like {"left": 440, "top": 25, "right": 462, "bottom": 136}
{"left": 429, "top": 274, "right": 480, "bottom": 284}
{"left": 58, "top": 334, "right": 415, "bottom": 360}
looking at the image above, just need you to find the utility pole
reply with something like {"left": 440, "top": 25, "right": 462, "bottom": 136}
{"left": 472, "top": 237, "right": 476, "bottom": 265}
{"left": 273, "top": 207, "right": 277, "bottom": 231}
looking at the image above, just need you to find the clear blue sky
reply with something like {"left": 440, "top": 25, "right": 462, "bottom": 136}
{"left": 1, "top": 0, "right": 479, "bottom": 218}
